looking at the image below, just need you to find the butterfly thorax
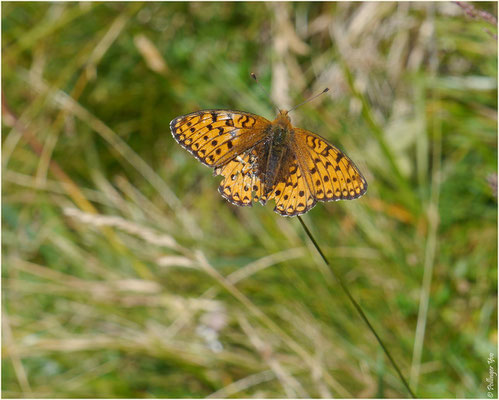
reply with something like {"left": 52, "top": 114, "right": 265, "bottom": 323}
{"left": 270, "top": 111, "right": 292, "bottom": 147}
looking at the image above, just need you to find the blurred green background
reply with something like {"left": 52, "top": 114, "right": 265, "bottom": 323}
{"left": 2, "top": 2, "right": 497, "bottom": 398}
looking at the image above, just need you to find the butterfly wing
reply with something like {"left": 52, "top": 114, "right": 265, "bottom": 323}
{"left": 271, "top": 157, "right": 317, "bottom": 216}
{"left": 214, "top": 150, "right": 264, "bottom": 207}
{"left": 170, "top": 110, "right": 270, "bottom": 168}
{"left": 292, "top": 127, "right": 368, "bottom": 203}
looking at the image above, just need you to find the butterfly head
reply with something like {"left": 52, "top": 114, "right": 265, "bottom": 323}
{"left": 274, "top": 109, "right": 291, "bottom": 127}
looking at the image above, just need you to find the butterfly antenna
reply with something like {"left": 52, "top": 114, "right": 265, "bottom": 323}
{"left": 288, "top": 87, "right": 330, "bottom": 113}
{"left": 250, "top": 73, "right": 280, "bottom": 113}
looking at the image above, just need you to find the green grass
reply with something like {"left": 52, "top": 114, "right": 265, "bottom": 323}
{"left": 2, "top": 2, "right": 497, "bottom": 398}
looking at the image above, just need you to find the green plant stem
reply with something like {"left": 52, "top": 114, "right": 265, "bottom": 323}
{"left": 297, "top": 215, "right": 416, "bottom": 399}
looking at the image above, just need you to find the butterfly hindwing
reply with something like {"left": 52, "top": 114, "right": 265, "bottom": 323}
{"left": 272, "top": 157, "right": 316, "bottom": 216}
{"left": 170, "top": 110, "right": 270, "bottom": 168}
{"left": 214, "top": 151, "right": 263, "bottom": 207}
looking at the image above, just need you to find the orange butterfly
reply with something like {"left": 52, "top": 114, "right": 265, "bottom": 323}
{"left": 170, "top": 96, "right": 367, "bottom": 217}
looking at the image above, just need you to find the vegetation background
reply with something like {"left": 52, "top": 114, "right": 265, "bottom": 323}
{"left": 2, "top": 2, "right": 497, "bottom": 398}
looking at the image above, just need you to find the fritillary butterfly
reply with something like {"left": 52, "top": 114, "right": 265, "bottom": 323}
{"left": 170, "top": 104, "right": 367, "bottom": 216}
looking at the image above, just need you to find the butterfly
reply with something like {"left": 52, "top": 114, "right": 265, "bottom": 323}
{"left": 170, "top": 106, "right": 367, "bottom": 217}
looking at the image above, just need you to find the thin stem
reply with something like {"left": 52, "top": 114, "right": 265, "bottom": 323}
{"left": 297, "top": 215, "right": 416, "bottom": 399}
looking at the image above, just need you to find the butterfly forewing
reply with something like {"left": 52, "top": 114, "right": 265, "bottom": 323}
{"left": 170, "top": 110, "right": 270, "bottom": 168}
{"left": 293, "top": 128, "right": 368, "bottom": 202}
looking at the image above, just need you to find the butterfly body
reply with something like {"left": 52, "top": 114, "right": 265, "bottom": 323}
{"left": 170, "top": 108, "right": 367, "bottom": 216}
{"left": 260, "top": 110, "right": 293, "bottom": 197}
